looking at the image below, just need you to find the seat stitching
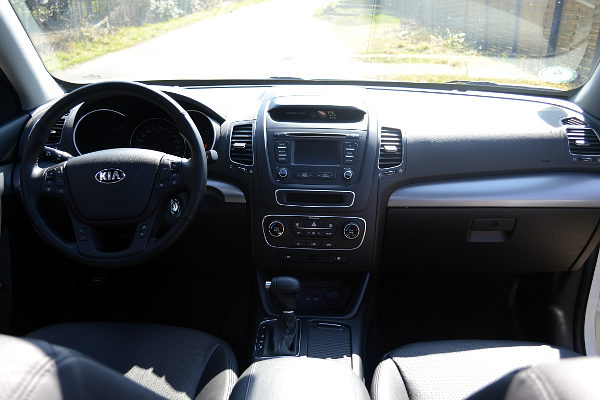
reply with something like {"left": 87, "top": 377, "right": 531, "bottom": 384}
{"left": 390, "top": 357, "right": 411, "bottom": 399}
{"left": 525, "top": 369, "right": 557, "bottom": 400}
{"left": 10, "top": 354, "right": 68, "bottom": 400}
{"left": 243, "top": 362, "right": 256, "bottom": 400}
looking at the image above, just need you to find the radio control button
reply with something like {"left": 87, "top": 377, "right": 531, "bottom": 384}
{"left": 343, "top": 170, "right": 354, "bottom": 180}
{"left": 292, "top": 239, "right": 306, "bottom": 247}
{"left": 268, "top": 220, "right": 285, "bottom": 237}
{"left": 295, "top": 171, "right": 314, "bottom": 179}
{"left": 323, "top": 240, "right": 336, "bottom": 248}
{"left": 278, "top": 168, "right": 289, "bottom": 178}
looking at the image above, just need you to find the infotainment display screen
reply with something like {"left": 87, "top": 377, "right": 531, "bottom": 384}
{"left": 294, "top": 140, "right": 339, "bottom": 165}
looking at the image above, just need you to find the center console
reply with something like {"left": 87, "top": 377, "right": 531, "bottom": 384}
{"left": 249, "top": 88, "right": 380, "bottom": 271}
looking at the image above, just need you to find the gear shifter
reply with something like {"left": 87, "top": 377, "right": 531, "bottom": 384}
{"left": 260, "top": 276, "right": 301, "bottom": 357}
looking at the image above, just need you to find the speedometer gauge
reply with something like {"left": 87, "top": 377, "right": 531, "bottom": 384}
{"left": 131, "top": 118, "right": 186, "bottom": 157}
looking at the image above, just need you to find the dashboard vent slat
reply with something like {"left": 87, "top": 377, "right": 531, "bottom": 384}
{"left": 561, "top": 117, "right": 585, "bottom": 126}
{"left": 47, "top": 114, "right": 68, "bottom": 145}
{"left": 567, "top": 128, "right": 600, "bottom": 155}
{"left": 379, "top": 127, "right": 403, "bottom": 168}
{"left": 230, "top": 123, "right": 254, "bottom": 165}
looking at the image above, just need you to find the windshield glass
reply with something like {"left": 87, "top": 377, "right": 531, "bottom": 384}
{"left": 9, "top": 0, "right": 600, "bottom": 90}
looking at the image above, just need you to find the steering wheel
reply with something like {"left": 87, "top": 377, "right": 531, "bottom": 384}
{"left": 20, "top": 81, "right": 207, "bottom": 267}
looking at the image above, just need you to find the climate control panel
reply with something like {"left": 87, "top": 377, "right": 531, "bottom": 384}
{"left": 262, "top": 215, "right": 366, "bottom": 250}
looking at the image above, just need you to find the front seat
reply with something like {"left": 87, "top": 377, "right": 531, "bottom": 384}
{"left": 371, "top": 340, "right": 580, "bottom": 400}
{"left": 26, "top": 322, "right": 238, "bottom": 400}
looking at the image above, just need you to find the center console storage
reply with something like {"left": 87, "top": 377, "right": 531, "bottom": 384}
{"left": 229, "top": 358, "right": 370, "bottom": 400}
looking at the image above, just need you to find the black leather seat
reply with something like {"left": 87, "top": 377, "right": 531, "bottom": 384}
{"left": 371, "top": 340, "right": 581, "bottom": 400}
{"left": 25, "top": 322, "right": 238, "bottom": 400}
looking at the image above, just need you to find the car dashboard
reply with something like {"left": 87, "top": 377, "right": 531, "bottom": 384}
{"left": 32, "top": 83, "right": 600, "bottom": 279}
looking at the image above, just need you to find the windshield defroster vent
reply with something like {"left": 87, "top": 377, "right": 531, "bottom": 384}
{"left": 230, "top": 123, "right": 254, "bottom": 165}
{"left": 561, "top": 117, "right": 585, "bottom": 126}
{"left": 379, "top": 127, "right": 403, "bottom": 169}
{"left": 47, "top": 114, "right": 68, "bottom": 145}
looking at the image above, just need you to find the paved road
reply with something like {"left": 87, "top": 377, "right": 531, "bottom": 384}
{"left": 56, "top": 0, "right": 546, "bottom": 85}
{"left": 58, "top": 0, "right": 366, "bottom": 82}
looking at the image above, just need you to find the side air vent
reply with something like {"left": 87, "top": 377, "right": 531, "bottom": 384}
{"left": 379, "top": 127, "right": 403, "bottom": 168}
{"left": 47, "top": 114, "right": 68, "bottom": 145}
{"left": 561, "top": 117, "right": 585, "bottom": 126}
{"left": 230, "top": 123, "right": 254, "bottom": 165}
{"left": 567, "top": 127, "right": 600, "bottom": 155}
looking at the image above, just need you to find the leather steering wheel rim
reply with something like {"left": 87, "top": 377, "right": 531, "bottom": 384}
{"left": 20, "top": 81, "right": 207, "bottom": 267}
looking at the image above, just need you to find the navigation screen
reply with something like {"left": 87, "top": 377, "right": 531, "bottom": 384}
{"left": 294, "top": 140, "right": 339, "bottom": 165}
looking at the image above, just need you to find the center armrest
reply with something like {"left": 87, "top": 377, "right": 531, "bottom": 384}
{"left": 229, "top": 357, "right": 369, "bottom": 400}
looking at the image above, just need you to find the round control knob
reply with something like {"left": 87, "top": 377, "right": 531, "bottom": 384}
{"left": 268, "top": 220, "right": 285, "bottom": 237}
{"left": 278, "top": 168, "right": 288, "bottom": 179}
{"left": 343, "top": 170, "right": 353, "bottom": 180}
{"left": 343, "top": 222, "right": 360, "bottom": 240}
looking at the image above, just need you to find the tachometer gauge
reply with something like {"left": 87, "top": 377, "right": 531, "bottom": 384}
{"left": 131, "top": 118, "right": 186, "bottom": 157}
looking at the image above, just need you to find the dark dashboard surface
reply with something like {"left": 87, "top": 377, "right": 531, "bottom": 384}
{"left": 34, "top": 84, "right": 600, "bottom": 273}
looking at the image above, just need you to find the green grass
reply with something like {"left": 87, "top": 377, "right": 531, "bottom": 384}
{"left": 44, "top": 0, "right": 267, "bottom": 72}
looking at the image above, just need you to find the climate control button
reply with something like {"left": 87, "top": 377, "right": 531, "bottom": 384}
{"left": 268, "top": 220, "right": 285, "bottom": 237}
{"left": 343, "top": 222, "right": 360, "bottom": 240}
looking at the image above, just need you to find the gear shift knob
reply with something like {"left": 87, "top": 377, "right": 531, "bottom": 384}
{"left": 266, "top": 276, "right": 301, "bottom": 311}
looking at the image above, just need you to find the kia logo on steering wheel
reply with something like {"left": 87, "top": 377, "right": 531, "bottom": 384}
{"left": 95, "top": 168, "right": 126, "bottom": 184}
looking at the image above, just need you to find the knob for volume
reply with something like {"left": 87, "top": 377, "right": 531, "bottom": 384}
{"left": 343, "top": 222, "right": 360, "bottom": 240}
{"left": 343, "top": 170, "right": 353, "bottom": 180}
{"left": 268, "top": 220, "right": 285, "bottom": 237}
{"left": 278, "top": 168, "right": 288, "bottom": 179}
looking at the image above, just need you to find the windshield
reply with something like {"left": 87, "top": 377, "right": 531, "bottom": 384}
{"left": 8, "top": 0, "right": 600, "bottom": 90}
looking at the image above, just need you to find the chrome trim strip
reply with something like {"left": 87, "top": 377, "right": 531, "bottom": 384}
{"left": 275, "top": 189, "right": 355, "bottom": 207}
{"left": 388, "top": 173, "right": 600, "bottom": 208}
{"left": 207, "top": 179, "right": 246, "bottom": 204}
{"left": 261, "top": 215, "right": 366, "bottom": 250}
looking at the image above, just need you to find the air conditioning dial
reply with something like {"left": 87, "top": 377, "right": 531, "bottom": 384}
{"left": 268, "top": 220, "right": 285, "bottom": 237}
{"left": 343, "top": 222, "right": 360, "bottom": 240}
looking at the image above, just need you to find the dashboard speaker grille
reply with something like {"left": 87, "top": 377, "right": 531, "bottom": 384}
{"left": 379, "top": 127, "right": 403, "bottom": 168}
{"left": 230, "top": 123, "right": 254, "bottom": 165}
{"left": 567, "top": 127, "right": 600, "bottom": 155}
{"left": 47, "top": 114, "right": 68, "bottom": 145}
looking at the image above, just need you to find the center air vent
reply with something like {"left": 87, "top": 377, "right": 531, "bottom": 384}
{"left": 230, "top": 123, "right": 254, "bottom": 165}
{"left": 567, "top": 128, "right": 600, "bottom": 155}
{"left": 561, "top": 117, "right": 600, "bottom": 156}
{"left": 47, "top": 114, "right": 68, "bottom": 145}
{"left": 379, "top": 127, "right": 403, "bottom": 168}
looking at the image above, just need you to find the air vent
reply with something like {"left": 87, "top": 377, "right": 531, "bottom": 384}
{"left": 567, "top": 128, "right": 600, "bottom": 155}
{"left": 561, "top": 117, "right": 585, "bottom": 126}
{"left": 230, "top": 123, "right": 254, "bottom": 165}
{"left": 379, "top": 127, "right": 403, "bottom": 168}
{"left": 47, "top": 114, "right": 68, "bottom": 145}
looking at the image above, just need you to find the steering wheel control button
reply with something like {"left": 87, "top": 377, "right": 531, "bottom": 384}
{"left": 158, "top": 159, "right": 184, "bottom": 189}
{"left": 278, "top": 168, "right": 289, "bottom": 179}
{"left": 268, "top": 220, "right": 285, "bottom": 237}
{"left": 343, "top": 169, "right": 354, "bottom": 180}
{"left": 43, "top": 166, "right": 68, "bottom": 196}
{"left": 343, "top": 222, "right": 360, "bottom": 239}
{"left": 136, "top": 223, "right": 150, "bottom": 239}
{"left": 76, "top": 227, "right": 89, "bottom": 241}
